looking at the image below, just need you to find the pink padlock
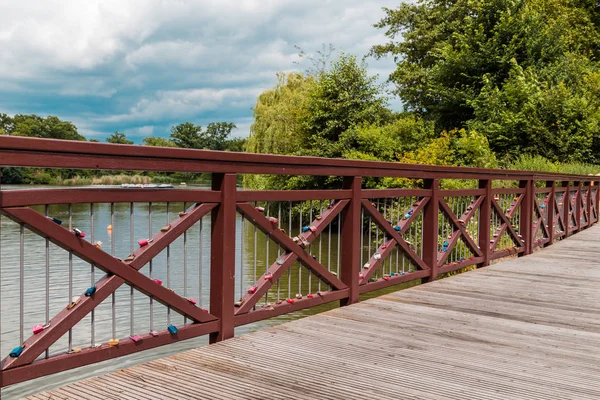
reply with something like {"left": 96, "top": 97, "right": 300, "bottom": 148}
{"left": 267, "top": 217, "right": 278, "bottom": 224}
{"left": 72, "top": 228, "right": 86, "bottom": 238}
{"left": 187, "top": 298, "right": 197, "bottom": 305}
{"left": 264, "top": 273, "right": 273, "bottom": 280}
{"left": 248, "top": 286, "right": 257, "bottom": 294}
{"left": 359, "top": 273, "right": 365, "bottom": 279}
{"left": 255, "top": 206, "right": 265, "bottom": 212}
{"left": 153, "top": 278, "right": 163, "bottom": 285}
{"left": 32, "top": 322, "right": 50, "bottom": 334}
{"left": 130, "top": 335, "right": 142, "bottom": 343}
{"left": 306, "top": 294, "right": 314, "bottom": 299}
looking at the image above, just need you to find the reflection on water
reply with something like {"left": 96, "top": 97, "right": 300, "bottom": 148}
{"left": 0, "top": 185, "right": 344, "bottom": 398}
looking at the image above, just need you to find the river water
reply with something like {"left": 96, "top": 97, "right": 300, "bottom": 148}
{"left": 0, "top": 185, "right": 416, "bottom": 398}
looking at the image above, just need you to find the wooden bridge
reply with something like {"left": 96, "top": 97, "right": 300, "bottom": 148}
{"left": 29, "top": 225, "right": 600, "bottom": 399}
{"left": 1, "top": 136, "right": 599, "bottom": 399}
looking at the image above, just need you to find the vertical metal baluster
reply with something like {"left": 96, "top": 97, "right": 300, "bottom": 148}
{"left": 288, "top": 202, "right": 292, "bottom": 299}
{"left": 265, "top": 202, "right": 269, "bottom": 305}
{"left": 396, "top": 198, "right": 400, "bottom": 273}
{"left": 253, "top": 203, "right": 257, "bottom": 285}
{"left": 360, "top": 207, "right": 364, "bottom": 270}
{"left": 337, "top": 212, "right": 341, "bottom": 278}
{"left": 277, "top": 203, "right": 281, "bottom": 302}
{"left": 298, "top": 202, "right": 303, "bottom": 296}
{"left": 90, "top": 204, "right": 95, "bottom": 347}
{"left": 326, "top": 201, "right": 332, "bottom": 292}
{"left": 167, "top": 203, "right": 171, "bottom": 325}
{"left": 375, "top": 199, "right": 380, "bottom": 251}
{"left": 45, "top": 205, "right": 50, "bottom": 358}
{"left": 111, "top": 203, "right": 116, "bottom": 341}
{"left": 183, "top": 202, "right": 187, "bottom": 323}
{"left": 130, "top": 202, "right": 134, "bottom": 336}
{"left": 402, "top": 197, "right": 406, "bottom": 272}
{"left": 19, "top": 223, "right": 24, "bottom": 346}
{"left": 199, "top": 217, "right": 203, "bottom": 309}
{"left": 68, "top": 204, "right": 73, "bottom": 351}
{"left": 0, "top": 212, "right": 2, "bottom": 360}
{"left": 240, "top": 214, "right": 244, "bottom": 300}
{"left": 308, "top": 201, "right": 312, "bottom": 295}
{"left": 383, "top": 199, "right": 387, "bottom": 275}
{"left": 317, "top": 200, "right": 323, "bottom": 293}
{"left": 368, "top": 207, "right": 372, "bottom": 259}
{"left": 148, "top": 202, "right": 153, "bottom": 331}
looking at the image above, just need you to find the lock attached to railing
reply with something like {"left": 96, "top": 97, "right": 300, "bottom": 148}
{"left": 84, "top": 286, "right": 96, "bottom": 297}
{"left": 167, "top": 325, "right": 179, "bottom": 335}
{"left": 107, "top": 338, "right": 119, "bottom": 346}
{"left": 72, "top": 228, "right": 86, "bottom": 238}
{"left": 32, "top": 323, "right": 51, "bottom": 334}
{"left": 138, "top": 238, "right": 153, "bottom": 247}
{"left": 130, "top": 335, "right": 142, "bottom": 343}
{"left": 47, "top": 217, "right": 62, "bottom": 225}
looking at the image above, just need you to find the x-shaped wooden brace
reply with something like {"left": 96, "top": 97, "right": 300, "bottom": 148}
{"left": 0, "top": 203, "right": 217, "bottom": 370}
{"left": 591, "top": 188, "right": 598, "bottom": 221}
{"left": 568, "top": 190, "right": 578, "bottom": 229}
{"left": 437, "top": 197, "right": 484, "bottom": 267}
{"left": 490, "top": 196, "right": 523, "bottom": 251}
{"left": 360, "top": 199, "right": 429, "bottom": 285}
{"left": 532, "top": 194, "right": 551, "bottom": 243}
{"left": 580, "top": 189, "right": 589, "bottom": 225}
{"left": 553, "top": 192, "right": 566, "bottom": 233}
{"left": 235, "top": 201, "right": 348, "bottom": 315}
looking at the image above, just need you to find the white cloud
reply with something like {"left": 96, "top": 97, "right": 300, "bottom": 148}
{"left": 0, "top": 0, "right": 403, "bottom": 138}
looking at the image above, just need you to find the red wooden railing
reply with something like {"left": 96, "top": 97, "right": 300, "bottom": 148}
{"left": 0, "top": 136, "right": 598, "bottom": 390}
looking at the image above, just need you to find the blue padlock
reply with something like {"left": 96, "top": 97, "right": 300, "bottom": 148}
{"left": 443, "top": 241, "right": 449, "bottom": 247}
{"left": 404, "top": 214, "right": 410, "bottom": 219}
{"left": 47, "top": 217, "right": 62, "bottom": 225}
{"left": 408, "top": 210, "right": 413, "bottom": 215}
{"left": 84, "top": 286, "right": 96, "bottom": 297}
{"left": 394, "top": 225, "right": 401, "bottom": 231}
{"left": 10, "top": 346, "right": 23, "bottom": 358}
{"left": 302, "top": 226, "right": 310, "bottom": 233}
{"left": 167, "top": 325, "right": 178, "bottom": 335}
{"left": 442, "top": 248, "right": 448, "bottom": 252}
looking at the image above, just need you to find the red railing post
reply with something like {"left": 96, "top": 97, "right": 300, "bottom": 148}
{"left": 423, "top": 179, "right": 439, "bottom": 281}
{"left": 546, "top": 180, "right": 555, "bottom": 246}
{"left": 478, "top": 179, "right": 492, "bottom": 267}
{"left": 340, "top": 176, "right": 361, "bottom": 306}
{"left": 519, "top": 179, "right": 534, "bottom": 256}
{"left": 210, "top": 173, "right": 237, "bottom": 343}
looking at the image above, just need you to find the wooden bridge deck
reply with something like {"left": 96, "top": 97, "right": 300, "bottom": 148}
{"left": 29, "top": 226, "right": 600, "bottom": 399}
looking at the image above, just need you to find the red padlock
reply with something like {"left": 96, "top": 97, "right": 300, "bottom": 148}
{"left": 138, "top": 239, "right": 149, "bottom": 247}
{"left": 286, "top": 298, "right": 295, "bottom": 304}
{"left": 72, "top": 228, "right": 86, "bottom": 238}
{"left": 264, "top": 273, "right": 273, "bottom": 280}
{"left": 307, "top": 294, "right": 314, "bottom": 299}
{"left": 187, "top": 298, "right": 197, "bottom": 305}
{"left": 267, "top": 217, "right": 278, "bottom": 224}
{"left": 383, "top": 276, "right": 390, "bottom": 281}
{"left": 359, "top": 273, "right": 364, "bottom": 279}
{"left": 248, "top": 286, "right": 257, "bottom": 294}
{"left": 33, "top": 323, "right": 49, "bottom": 334}
{"left": 153, "top": 278, "right": 163, "bottom": 285}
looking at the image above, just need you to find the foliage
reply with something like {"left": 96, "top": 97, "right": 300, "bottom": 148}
{"left": 0, "top": 113, "right": 84, "bottom": 141}
{"left": 142, "top": 136, "right": 177, "bottom": 147}
{"left": 106, "top": 131, "right": 133, "bottom": 144}
{"left": 371, "top": 0, "right": 600, "bottom": 163}
{"left": 170, "top": 122, "right": 237, "bottom": 150}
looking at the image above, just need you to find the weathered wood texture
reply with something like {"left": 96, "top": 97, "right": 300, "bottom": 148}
{"left": 28, "top": 225, "right": 600, "bottom": 399}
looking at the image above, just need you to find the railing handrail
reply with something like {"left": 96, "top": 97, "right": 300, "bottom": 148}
{"left": 0, "top": 135, "right": 595, "bottom": 181}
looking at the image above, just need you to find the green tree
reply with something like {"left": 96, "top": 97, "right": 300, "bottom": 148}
{"left": 143, "top": 136, "right": 177, "bottom": 147}
{"left": 106, "top": 131, "right": 133, "bottom": 144}
{"left": 371, "top": 0, "right": 600, "bottom": 161}
{"left": 169, "top": 122, "right": 237, "bottom": 150}
{"left": 5, "top": 114, "right": 84, "bottom": 140}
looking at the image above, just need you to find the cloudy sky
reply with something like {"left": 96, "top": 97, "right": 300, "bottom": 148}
{"left": 0, "top": 0, "right": 403, "bottom": 142}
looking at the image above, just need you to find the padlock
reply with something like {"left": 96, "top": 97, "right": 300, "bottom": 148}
{"left": 302, "top": 226, "right": 310, "bottom": 233}
{"left": 255, "top": 206, "right": 265, "bottom": 212}
{"left": 467, "top": 206, "right": 473, "bottom": 211}
{"left": 381, "top": 244, "right": 387, "bottom": 249}
{"left": 186, "top": 298, "right": 197, "bottom": 305}
{"left": 363, "top": 263, "right": 370, "bottom": 269}
{"left": 161, "top": 224, "right": 171, "bottom": 232}
{"left": 84, "top": 286, "right": 96, "bottom": 297}
{"left": 179, "top": 211, "right": 187, "bottom": 217}
{"left": 276, "top": 258, "right": 284, "bottom": 265}
{"left": 276, "top": 299, "right": 283, "bottom": 305}
{"left": 138, "top": 238, "right": 151, "bottom": 247}
{"left": 404, "top": 214, "right": 410, "bottom": 219}
{"left": 443, "top": 241, "right": 449, "bottom": 247}
{"left": 383, "top": 275, "right": 390, "bottom": 281}
{"left": 286, "top": 298, "right": 295, "bottom": 304}
{"left": 200, "top": 308, "right": 209, "bottom": 313}
{"left": 494, "top": 197, "right": 500, "bottom": 201}
{"left": 153, "top": 278, "right": 163, "bottom": 285}
{"left": 72, "top": 228, "right": 86, "bottom": 238}
{"left": 279, "top": 228, "right": 287, "bottom": 234}
{"left": 309, "top": 225, "right": 317, "bottom": 232}
{"left": 124, "top": 254, "right": 135, "bottom": 262}
{"left": 66, "top": 348, "right": 81, "bottom": 354}
{"left": 359, "top": 273, "right": 364, "bottom": 279}
{"left": 408, "top": 210, "right": 413, "bottom": 215}
{"left": 394, "top": 225, "right": 401, "bottom": 231}
{"left": 316, "top": 215, "right": 322, "bottom": 220}
{"left": 264, "top": 273, "right": 273, "bottom": 280}
{"left": 234, "top": 299, "right": 244, "bottom": 307}
{"left": 150, "top": 330, "right": 159, "bottom": 337}
{"left": 32, "top": 324, "right": 44, "bottom": 334}
{"left": 295, "top": 293, "right": 302, "bottom": 299}
{"left": 267, "top": 216, "right": 278, "bottom": 224}
{"left": 292, "top": 236, "right": 299, "bottom": 243}
{"left": 307, "top": 294, "right": 314, "bottom": 299}
{"left": 399, "top": 271, "right": 405, "bottom": 275}
{"left": 67, "top": 296, "right": 80, "bottom": 310}
{"left": 47, "top": 217, "right": 62, "bottom": 225}
{"left": 248, "top": 286, "right": 257, "bottom": 294}
{"left": 373, "top": 253, "right": 381, "bottom": 260}
{"left": 130, "top": 335, "right": 142, "bottom": 343}
{"left": 369, "top": 277, "right": 377, "bottom": 282}
{"left": 167, "top": 325, "right": 178, "bottom": 335}
{"left": 301, "top": 240, "right": 310, "bottom": 247}
{"left": 442, "top": 248, "right": 447, "bottom": 252}
{"left": 108, "top": 338, "right": 119, "bottom": 346}
{"left": 94, "top": 241, "right": 103, "bottom": 249}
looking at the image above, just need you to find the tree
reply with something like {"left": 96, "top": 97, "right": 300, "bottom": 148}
{"left": 106, "top": 131, "right": 133, "bottom": 144}
{"left": 143, "top": 136, "right": 177, "bottom": 147}
{"left": 371, "top": 0, "right": 600, "bottom": 162}
{"left": 169, "top": 122, "right": 237, "bottom": 150}
{"left": 4, "top": 114, "right": 85, "bottom": 140}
